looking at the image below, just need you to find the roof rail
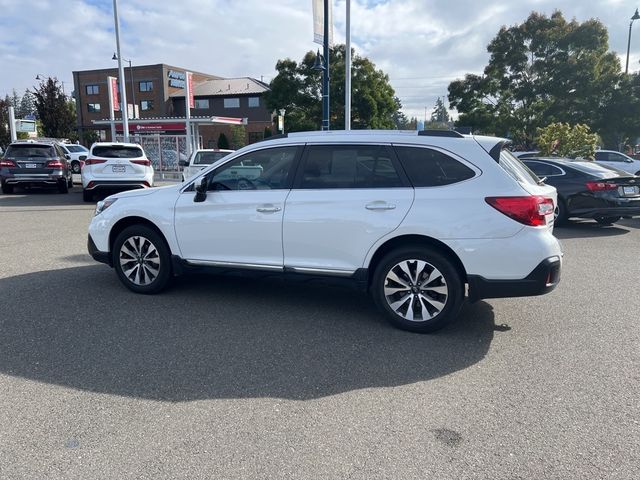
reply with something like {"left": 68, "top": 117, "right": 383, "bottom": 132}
{"left": 418, "top": 129, "right": 464, "bottom": 138}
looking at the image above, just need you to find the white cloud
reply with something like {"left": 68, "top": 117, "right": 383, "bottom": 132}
{"left": 1, "top": 0, "right": 638, "bottom": 122}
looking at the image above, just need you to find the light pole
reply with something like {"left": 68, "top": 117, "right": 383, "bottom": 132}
{"left": 312, "top": 0, "right": 330, "bottom": 130}
{"left": 112, "top": 0, "right": 129, "bottom": 142}
{"left": 112, "top": 53, "right": 136, "bottom": 118}
{"left": 278, "top": 108, "right": 286, "bottom": 134}
{"left": 626, "top": 8, "right": 640, "bottom": 74}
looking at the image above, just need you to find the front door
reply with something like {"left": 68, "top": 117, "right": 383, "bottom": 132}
{"left": 174, "top": 146, "right": 300, "bottom": 268}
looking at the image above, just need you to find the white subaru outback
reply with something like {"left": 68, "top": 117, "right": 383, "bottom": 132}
{"left": 87, "top": 130, "right": 562, "bottom": 333}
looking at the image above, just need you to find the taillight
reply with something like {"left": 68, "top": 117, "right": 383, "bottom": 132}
{"left": 0, "top": 159, "right": 16, "bottom": 167}
{"left": 46, "top": 160, "right": 65, "bottom": 169}
{"left": 485, "top": 196, "right": 555, "bottom": 226}
{"left": 585, "top": 181, "right": 617, "bottom": 191}
{"left": 84, "top": 158, "right": 107, "bottom": 165}
{"left": 130, "top": 159, "right": 151, "bottom": 166}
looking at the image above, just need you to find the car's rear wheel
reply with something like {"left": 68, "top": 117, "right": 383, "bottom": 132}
{"left": 58, "top": 179, "right": 69, "bottom": 194}
{"left": 71, "top": 161, "right": 81, "bottom": 174}
{"left": 1, "top": 182, "right": 14, "bottom": 194}
{"left": 67, "top": 176, "right": 73, "bottom": 188}
{"left": 554, "top": 198, "right": 568, "bottom": 226}
{"left": 371, "top": 246, "right": 464, "bottom": 333}
{"left": 595, "top": 216, "right": 621, "bottom": 226}
{"left": 113, "top": 225, "right": 172, "bottom": 294}
{"left": 82, "top": 189, "right": 93, "bottom": 202}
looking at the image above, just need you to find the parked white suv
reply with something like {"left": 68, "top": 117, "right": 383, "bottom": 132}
{"left": 179, "top": 148, "right": 234, "bottom": 182}
{"left": 81, "top": 142, "right": 154, "bottom": 202}
{"left": 58, "top": 143, "right": 89, "bottom": 174}
{"left": 87, "top": 130, "right": 562, "bottom": 333}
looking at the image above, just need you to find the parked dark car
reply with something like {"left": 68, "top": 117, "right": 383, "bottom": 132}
{"left": 522, "top": 157, "right": 640, "bottom": 225}
{"left": 1, "top": 140, "right": 73, "bottom": 194}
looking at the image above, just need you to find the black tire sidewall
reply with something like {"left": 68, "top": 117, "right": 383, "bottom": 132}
{"left": 112, "top": 225, "right": 172, "bottom": 294}
{"left": 555, "top": 198, "right": 568, "bottom": 226}
{"left": 595, "top": 216, "right": 621, "bottom": 225}
{"left": 371, "top": 246, "right": 463, "bottom": 333}
{"left": 82, "top": 190, "right": 92, "bottom": 202}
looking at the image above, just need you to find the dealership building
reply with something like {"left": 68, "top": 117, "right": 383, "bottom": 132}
{"left": 72, "top": 63, "right": 274, "bottom": 148}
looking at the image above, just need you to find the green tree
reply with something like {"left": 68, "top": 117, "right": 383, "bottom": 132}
{"left": 536, "top": 122, "right": 598, "bottom": 158}
{"left": 18, "top": 90, "right": 37, "bottom": 119}
{"left": 448, "top": 11, "right": 623, "bottom": 148}
{"left": 33, "top": 77, "right": 75, "bottom": 138}
{"left": 229, "top": 126, "right": 246, "bottom": 149}
{"left": 264, "top": 45, "right": 401, "bottom": 131}
{"left": 430, "top": 97, "right": 450, "bottom": 123}
{"left": 0, "top": 97, "right": 11, "bottom": 148}
{"left": 218, "top": 133, "right": 229, "bottom": 149}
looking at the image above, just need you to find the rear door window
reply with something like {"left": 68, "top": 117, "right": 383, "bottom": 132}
{"left": 394, "top": 146, "right": 475, "bottom": 187}
{"left": 92, "top": 145, "right": 144, "bottom": 158}
{"left": 299, "top": 145, "right": 404, "bottom": 189}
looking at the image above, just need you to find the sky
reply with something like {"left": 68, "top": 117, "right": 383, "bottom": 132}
{"left": 0, "top": 0, "right": 638, "bottom": 122}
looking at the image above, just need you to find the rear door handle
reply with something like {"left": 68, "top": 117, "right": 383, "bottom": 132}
{"left": 366, "top": 202, "right": 396, "bottom": 211}
{"left": 256, "top": 205, "right": 282, "bottom": 213}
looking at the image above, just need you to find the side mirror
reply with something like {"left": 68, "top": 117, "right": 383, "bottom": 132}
{"left": 178, "top": 159, "right": 189, "bottom": 167}
{"left": 64, "top": 154, "right": 71, "bottom": 160}
{"left": 626, "top": 158, "right": 634, "bottom": 163}
{"left": 79, "top": 155, "right": 87, "bottom": 161}
{"left": 194, "top": 176, "right": 208, "bottom": 202}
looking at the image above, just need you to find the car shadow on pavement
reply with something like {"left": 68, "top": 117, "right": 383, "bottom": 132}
{"left": 554, "top": 220, "right": 630, "bottom": 239}
{"left": 0, "top": 266, "right": 498, "bottom": 402}
{"left": 0, "top": 189, "right": 89, "bottom": 208}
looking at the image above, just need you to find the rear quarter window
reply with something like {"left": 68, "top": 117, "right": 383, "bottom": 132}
{"left": 498, "top": 150, "right": 540, "bottom": 186}
{"left": 92, "top": 146, "right": 144, "bottom": 158}
{"left": 394, "top": 146, "right": 475, "bottom": 187}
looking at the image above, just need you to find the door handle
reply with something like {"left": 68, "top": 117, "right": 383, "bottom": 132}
{"left": 365, "top": 202, "right": 396, "bottom": 211}
{"left": 256, "top": 205, "right": 282, "bottom": 213}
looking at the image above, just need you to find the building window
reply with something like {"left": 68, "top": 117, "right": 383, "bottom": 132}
{"left": 86, "top": 85, "right": 99, "bottom": 95}
{"left": 224, "top": 98, "right": 240, "bottom": 108}
{"left": 248, "top": 131, "right": 264, "bottom": 144}
{"left": 87, "top": 103, "right": 101, "bottom": 113}
{"left": 248, "top": 97, "right": 260, "bottom": 108}
{"left": 139, "top": 81, "right": 153, "bottom": 92}
{"left": 195, "top": 99, "right": 210, "bottom": 109}
{"left": 141, "top": 100, "right": 154, "bottom": 111}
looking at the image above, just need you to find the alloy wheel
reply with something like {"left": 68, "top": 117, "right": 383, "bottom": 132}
{"left": 383, "top": 259, "right": 448, "bottom": 322}
{"left": 119, "top": 235, "right": 161, "bottom": 286}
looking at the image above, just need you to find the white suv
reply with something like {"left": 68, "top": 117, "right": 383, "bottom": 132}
{"left": 87, "top": 130, "right": 562, "bottom": 333}
{"left": 179, "top": 148, "right": 234, "bottom": 182}
{"left": 81, "top": 142, "right": 154, "bottom": 202}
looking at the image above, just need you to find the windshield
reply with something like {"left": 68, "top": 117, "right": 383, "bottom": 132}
{"left": 499, "top": 149, "right": 541, "bottom": 185}
{"left": 4, "top": 145, "right": 56, "bottom": 159}
{"left": 65, "top": 145, "right": 88, "bottom": 153}
{"left": 92, "top": 145, "right": 144, "bottom": 158}
{"left": 193, "top": 151, "right": 232, "bottom": 165}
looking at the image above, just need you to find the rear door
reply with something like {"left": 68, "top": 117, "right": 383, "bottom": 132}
{"left": 283, "top": 144, "right": 413, "bottom": 273}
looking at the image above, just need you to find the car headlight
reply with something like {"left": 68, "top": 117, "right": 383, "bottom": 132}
{"left": 95, "top": 198, "right": 118, "bottom": 216}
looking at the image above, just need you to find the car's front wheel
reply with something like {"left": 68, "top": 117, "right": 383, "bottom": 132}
{"left": 371, "top": 246, "right": 464, "bottom": 333}
{"left": 57, "top": 179, "right": 69, "bottom": 194}
{"left": 112, "top": 225, "right": 172, "bottom": 294}
{"left": 595, "top": 216, "right": 621, "bottom": 226}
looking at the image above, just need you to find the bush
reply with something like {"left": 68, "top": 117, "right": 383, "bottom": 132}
{"left": 217, "top": 133, "right": 229, "bottom": 149}
{"left": 536, "top": 122, "right": 598, "bottom": 159}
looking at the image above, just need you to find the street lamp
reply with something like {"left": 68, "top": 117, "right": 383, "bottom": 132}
{"left": 626, "top": 8, "right": 640, "bottom": 74}
{"left": 112, "top": 53, "right": 136, "bottom": 119}
{"left": 35, "top": 74, "right": 68, "bottom": 95}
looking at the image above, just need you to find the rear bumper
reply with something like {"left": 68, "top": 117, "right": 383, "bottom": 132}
{"left": 84, "top": 181, "right": 150, "bottom": 191}
{"left": 467, "top": 256, "right": 561, "bottom": 302}
{"left": 570, "top": 206, "right": 640, "bottom": 218}
{"left": 2, "top": 172, "right": 66, "bottom": 185}
{"left": 88, "top": 234, "right": 112, "bottom": 267}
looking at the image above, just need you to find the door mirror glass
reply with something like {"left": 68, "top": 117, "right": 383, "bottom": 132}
{"left": 178, "top": 159, "right": 189, "bottom": 167}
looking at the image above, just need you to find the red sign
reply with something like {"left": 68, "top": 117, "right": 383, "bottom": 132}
{"left": 115, "top": 122, "right": 186, "bottom": 133}
{"left": 187, "top": 71, "right": 194, "bottom": 109}
{"left": 110, "top": 77, "right": 120, "bottom": 112}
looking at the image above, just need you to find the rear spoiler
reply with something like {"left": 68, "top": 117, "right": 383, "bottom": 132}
{"left": 475, "top": 137, "right": 511, "bottom": 163}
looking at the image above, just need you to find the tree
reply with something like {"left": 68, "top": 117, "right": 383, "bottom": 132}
{"left": 229, "top": 126, "right": 246, "bottom": 149}
{"left": 0, "top": 97, "right": 11, "bottom": 148}
{"left": 448, "top": 11, "right": 624, "bottom": 148}
{"left": 264, "top": 45, "right": 401, "bottom": 131}
{"left": 536, "top": 122, "right": 598, "bottom": 158}
{"left": 32, "top": 78, "right": 75, "bottom": 138}
{"left": 430, "top": 97, "right": 450, "bottom": 123}
{"left": 218, "top": 133, "right": 229, "bottom": 149}
{"left": 18, "top": 90, "right": 37, "bottom": 119}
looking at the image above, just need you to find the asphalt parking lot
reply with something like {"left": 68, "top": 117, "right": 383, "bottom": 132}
{"left": 0, "top": 188, "right": 638, "bottom": 480}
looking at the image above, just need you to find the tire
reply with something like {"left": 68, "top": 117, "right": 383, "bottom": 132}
{"left": 371, "top": 246, "right": 464, "bottom": 333}
{"left": 1, "top": 182, "right": 14, "bottom": 194}
{"left": 554, "top": 198, "right": 568, "bottom": 226}
{"left": 71, "top": 161, "right": 81, "bottom": 174}
{"left": 58, "top": 179, "right": 69, "bottom": 194}
{"left": 595, "top": 216, "right": 621, "bottom": 226}
{"left": 82, "top": 189, "right": 93, "bottom": 202}
{"left": 112, "top": 225, "right": 172, "bottom": 294}
{"left": 67, "top": 176, "right": 73, "bottom": 188}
